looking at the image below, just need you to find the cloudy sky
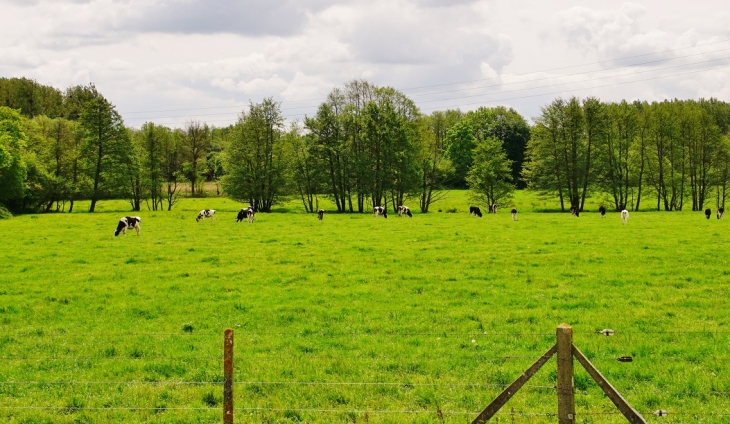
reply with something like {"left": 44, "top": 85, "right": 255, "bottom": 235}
{"left": 1, "top": 0, "right": 729, "bottom": 127}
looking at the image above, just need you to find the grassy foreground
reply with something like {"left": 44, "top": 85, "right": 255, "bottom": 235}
{"left": 1, "top": 191, "right": 730, "bottom": 423}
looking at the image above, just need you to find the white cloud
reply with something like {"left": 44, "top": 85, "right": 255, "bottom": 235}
{"left": 0, "top": 0, "right": 728, "bottom": 127}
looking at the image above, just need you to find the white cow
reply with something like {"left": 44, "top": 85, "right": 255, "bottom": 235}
{"left": 621, "top": 209, "right": 629, "bottom": 225}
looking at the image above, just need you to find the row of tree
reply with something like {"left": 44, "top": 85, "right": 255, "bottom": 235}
{"left": 220, "top": 81, "right": 529, "bottom": 213}
{"left": 2, "top": 77, "right": 730, "bottom": 214}
{"left": 0, "top": 79, "right": 226, "bottom": 213}
{"left": 524, "top": 97, "right": 730, "bottom": 211}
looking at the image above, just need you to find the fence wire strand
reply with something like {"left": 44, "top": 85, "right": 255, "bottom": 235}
{"left": 0, "top": 380, "right": 556, "bottom": 388}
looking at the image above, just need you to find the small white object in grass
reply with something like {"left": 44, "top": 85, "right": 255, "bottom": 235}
{"left": 472, "top": 339, "right": 476, "bottom": 343}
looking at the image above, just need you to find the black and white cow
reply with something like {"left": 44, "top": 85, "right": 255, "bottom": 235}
{"left": 489, "top": 203, "right": 498, "bottom": 214}
{"left": 570, "top": 206, "right": 579, "bottom": 217}
{"left": 469, "top": 206, "right": 482, "bottom": 217}
{"left": 196, "top": 209, "right": 215, "bottom": 223}
{"left": 718, "top": 207, "right": 725, "bottom": 219}
{"left": 598, "top": 206, "right": 606, "bottom": 218}
{"left": 705, "top": 208, "right": 712, "bottom": 220}
{"left": 397, "top": 206, "right": 412, "bottom": 217}
{"left": 511, "top": 208, "right": 518, "bottom": 221}
{"left": 114, "top": 216, "right": 141, "bottom": 236}
{"left": 373, "top": 206, "right": 388, "bottom": 218}
{"left": 318, "top": 209, "right": 324, "bottom": 220}
{"left": 236, "top": 207, "right": 255, "bottom": 224}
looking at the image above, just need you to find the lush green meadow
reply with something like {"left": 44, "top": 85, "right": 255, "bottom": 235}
{"left": 1, "top": 191, "right": 730, "bottom": 423}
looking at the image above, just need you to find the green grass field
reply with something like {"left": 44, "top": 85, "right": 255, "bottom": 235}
{"left": 1, "top": 191, "right": 730, "bottom": 423}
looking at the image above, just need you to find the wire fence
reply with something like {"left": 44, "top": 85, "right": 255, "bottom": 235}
{"left": 9, "top": 327, "right": 730, "bottom": 337}
{"left": 3, "top": 328, "right": 730, "bottom": 421}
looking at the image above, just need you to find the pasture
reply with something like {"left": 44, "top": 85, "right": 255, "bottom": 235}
{"left": 1, "top": 191, "right": 730, "bottom": 423}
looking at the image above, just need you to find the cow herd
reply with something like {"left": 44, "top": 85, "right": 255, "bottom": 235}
{"left": 113, "top": 203, "right": 726, "bottom": 236}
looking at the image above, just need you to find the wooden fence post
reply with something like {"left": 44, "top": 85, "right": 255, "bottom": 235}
{"left": 224, "top": 328, "right": 234, "bottom": 424}
{"left": 557, "top": 324, "right": 575, "bottom": 424}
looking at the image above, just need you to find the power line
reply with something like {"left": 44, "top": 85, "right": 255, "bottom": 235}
{"left": 119, "top": 38, "right": 730, "bottom": 115}
{"left": 127, "top": 52, "right": 730, "bottom": 121}
{"left": 123, "top": 45, "right": 730, "bottom": 118}
{"left": 418, "top": 63, "right": 730, "bottom": 112}
{"left": 138, "top": 62, "right": 730, "bottom": 125}
{"left": 406, "top": 46, "right": 730, "bottom": 99}
{"left": 413, "top": 56, "right": 730, "bottom": 105}
{"left": 399, "top": 37, "right": 730, "bottom": 91}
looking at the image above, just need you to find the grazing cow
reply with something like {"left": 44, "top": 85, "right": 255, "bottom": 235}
{"left": 469, "top": 206, "right": 483, "bottom": 217}
{"left": 598, "top": 206, "right": 606, "bottom": 218}
{"left": 570, "top": 206, "right": 579, "bottom": 217}
{"left": 318, "top": 209, "right": 324, "bottom": 220}
{"left": 236, "top": 207, "right": 255, "bottom": 224}
{"left": 621, "top": 209, "right": 629, "bottom": 225}
{"left": 397, "top": 206, "right": 412, "bottom": 217}
{"left": 705, "top": 208, "right": 712, "bottom": 219}
{"left": 114, "top": 216, "right": 141, "bottom": 236}
{"left": 196, "top": 209, "right": 215, "bottom": 223}
{"left": 489, "top": 203, "right": 498, "bottom": 214}
{"left": 373, "top": 206, "right": 388, "bottom": 218}
{"left": 718, "top": 207, "right": 725, "bottom": 219}
{"left": 511, "top": 208, "right": 518, "bottom": 221}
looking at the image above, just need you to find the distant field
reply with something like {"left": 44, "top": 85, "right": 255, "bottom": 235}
{"left": 1, "top": 191, "right": 730, "bottom": 423}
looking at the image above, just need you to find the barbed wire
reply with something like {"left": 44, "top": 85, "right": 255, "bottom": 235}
{"left": 236, "top": 407, "right": 556, "bottom": 416}
{"left": 0, "top": 353, "right": 549, "bottom": 361}
{"left": 5, "top": 352, "right": 730, "bottom": 363}
{"left": 0, "top": 380, "right": 556, "bottom": 388}
{"left": 6, "top": 330, "right": 557, "bottom": 338}
{"left": 5, "top": 380, "right": 730, "bottom": 396}
{"left": 2, "top": 405, "right": 730, "bottom": 417}
{"left": 0, "top": 405, "right": 555, "bottom": 416}
{"left": 233, "top": 381, "right": 556, "bottom": 388}
{"left": 0, "top": 406, "right": 215, "bottom": 411}
{"left": 7, "top": 328, "right": 730, "bottom": 338}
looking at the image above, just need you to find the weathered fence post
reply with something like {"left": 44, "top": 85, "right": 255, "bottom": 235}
{"left": 224, "top": 328, "right": 234, "bottom": 424}
{"left": 557, "top": 324, "right": 575, "bottom": 424}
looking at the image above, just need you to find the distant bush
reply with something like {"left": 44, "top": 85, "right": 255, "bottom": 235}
{"left": 0, "top": 205, "right": 11, "bottom": 219}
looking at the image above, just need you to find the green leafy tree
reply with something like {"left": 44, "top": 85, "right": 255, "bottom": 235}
{"left": 0, "top": 77, "right": 64, "bottom": 118}
{"left": 466, "top": 137, "right": 514, "bottom": 207}
{"left": 287, "top": 124, "right": 324, "bottom": 213}
{"left": 522, "top": 97, "right": 599, "bottom": 212}
{"left": 416, "top": 110, "right": 460, "bottom": 212}
{"left": 445, "top": 120, "right": 475, "bottom": 188}
{"left": 180, "top": 120, "right": 211, "bottom": 197}
{"left": 0, "top": 106, "right": 27, "bottom": 208}
{"left": 24, "top": 116, "right": 81, "bottom": 211}
{"left": 222, "top": 99, "right": 289, "bottom": 212}
{"left": 305, "top": 89, "right": 349, "bottom": 212}
{"left": 161, "top": 129, "right": 184, "bottom": 211}
{"left": 465, "top": 106, "right": 530, "bottom": 187}
{"left": 79, "top": 96, "right": 128, "bottom": 212}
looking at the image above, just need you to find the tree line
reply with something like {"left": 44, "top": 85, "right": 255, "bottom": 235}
{"left": 524, "top": 97, "right": 730, "bottom": 211}
{"left": 1, "top": 76, "right": 729, "bottom": 214}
